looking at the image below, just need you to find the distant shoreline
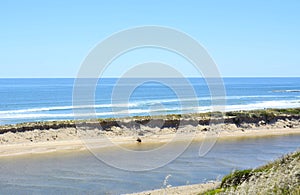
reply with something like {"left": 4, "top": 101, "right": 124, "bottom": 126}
{"left": 1, "top": 127, "right": 299, "bottom": 158}
{"left": 0, "top": 108, "right": 299, "bottom": 157}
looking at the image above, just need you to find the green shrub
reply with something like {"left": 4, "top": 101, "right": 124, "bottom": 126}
{"left": 201, "top": 188, "right": 224, "bottom": 195}
{"left": 220, "top": 169, "right": 253, "bottom": 188}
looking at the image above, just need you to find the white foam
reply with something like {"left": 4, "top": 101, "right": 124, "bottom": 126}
{"left": 1, "top": 98, "right": 299, "bottom": 120}
{"left": 132, "top": 95, "right": 280, "bottom": 107}
{"left": 0, "top": 95, "right": 283, "bottom": 115}
{"left": 273, "top": 90, "right": 300, "bottom": 93}
{"left": 0, "top": 103, "right": 137, "bottom": 115}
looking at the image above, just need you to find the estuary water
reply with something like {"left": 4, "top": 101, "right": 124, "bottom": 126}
{"left": 0, "top": 135, "right": 299, "bottom": 194}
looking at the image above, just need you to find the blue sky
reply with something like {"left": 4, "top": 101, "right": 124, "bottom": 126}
{"left": 0, "top": 0, "right": 299, "bottom": 78}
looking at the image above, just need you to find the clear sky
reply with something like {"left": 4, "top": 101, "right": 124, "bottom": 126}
{"left": 0, "top": 0, "right": 299, "bottom": 78}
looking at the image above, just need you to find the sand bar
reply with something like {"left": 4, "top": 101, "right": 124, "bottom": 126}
{"left": 1, "top": 109, "right": 300, "bottom": 157}
{"left": 0, "top": 127, "right": 299, "bottom": 158}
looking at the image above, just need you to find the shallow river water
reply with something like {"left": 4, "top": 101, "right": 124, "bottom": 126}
{"left": 0, "top": 134, "right": 299, "bottom": 194}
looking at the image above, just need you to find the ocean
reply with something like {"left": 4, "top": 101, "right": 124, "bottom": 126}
{"left": 0, "top": 77, "right": 300, "bottom": 125}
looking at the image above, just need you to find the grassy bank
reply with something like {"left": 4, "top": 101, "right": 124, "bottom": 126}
{"left": 1, "top": 108, "right": 299, "bottom": 134}
{"left": 202, "top": 150, "right": 300, "bottom": 195}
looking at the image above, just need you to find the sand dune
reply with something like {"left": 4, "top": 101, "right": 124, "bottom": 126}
{"left": 0, "top": 117, "right": 299, "bottom": 157}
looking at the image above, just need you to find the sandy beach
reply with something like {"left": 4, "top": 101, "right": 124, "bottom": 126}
{"left": 0, "top": 109, "right": 300, "bottom": 158}
{"left": 1, "top": 127, "right": 300, "bottom": 158}
{"left": 124, "top": 181, "right": 220, "bottom": 195}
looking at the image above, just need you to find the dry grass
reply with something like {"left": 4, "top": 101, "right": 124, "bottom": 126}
{"left": 201, "top": 150, "right": 300, "bottom": 195}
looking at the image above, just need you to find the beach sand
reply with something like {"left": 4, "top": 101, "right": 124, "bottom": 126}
{"left": 123, "top": 181, "right": 220, "bottom": 195}
{"left": 0, "top": 119, "right": 299, "bottom": 157}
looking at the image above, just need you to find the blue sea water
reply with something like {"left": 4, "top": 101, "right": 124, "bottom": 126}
{"left": 0, "top": 77, "right": 300, "bottom": 125}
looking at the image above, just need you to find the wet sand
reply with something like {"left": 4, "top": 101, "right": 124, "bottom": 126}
{"left": 0, "top": 125, "right": 299, "bottom": 157}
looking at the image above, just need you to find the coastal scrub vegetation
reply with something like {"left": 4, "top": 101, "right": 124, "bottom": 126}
{"left": 0, "top": 108, "right": 299, "bottom": 134}
{"left": 201, "top": 150, "right": 300, "bottom": 195}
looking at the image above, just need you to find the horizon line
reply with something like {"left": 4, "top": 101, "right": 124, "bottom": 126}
{"left": 0, "top": 76, "right": 300, "bottom": 79}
